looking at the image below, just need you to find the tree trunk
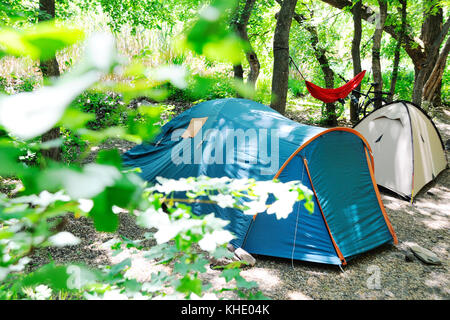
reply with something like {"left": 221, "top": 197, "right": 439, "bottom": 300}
{"left": 302, "top": 19, "right": 337, "bottom": 126}
{"left": 233, "top": 65, "right": 244, "bottom": 81}
{"left": 371, "top": 0, "right": 387, "bottom": 110}
{"left": 283, "top": 0, "right": 337, "bottom": 125}
{"left": 39, "top": 0, "right": 61, "bottom": 161}
{"left": 412, "top": 6, "right": 447, "bottom": 106}
{"left": 350, "top": 0, "right": 362, "bottom": 123}
{"left": 423, "top": 36, "right": 450, "bottom": 103}
{"left": 270, "top": 0, "right": 298, "bottom": 114}
{"left": 388, "top": 0, "right": 406, "bottom": 102}
{"left": 232, "top": 0, "right": 260, "bottom": 89}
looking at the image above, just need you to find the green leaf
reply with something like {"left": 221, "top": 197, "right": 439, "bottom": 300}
{"left": 143, "top": 243, "right": 178, "bottom": 263}
{"left": 90, "top": 191, "right": 119, "bottom": 232}
{"left": 0, "top": 71, "right": 99, "bottom": 140}
{"left": 212, "top": 246, "right": 235, "bottom": 259}
{"left": 176, "top": 275, "right": 202, "bottom": 296}
{"left": 0, "top": 22, "right": 84, "bottom": 61}
{"left": 22, "top": 22, "right": 85, "bottom": 61}
{"left": 173, "top": 261, "right": 190, "bottom": 275}
{"left": 105, "top": 174, "right": 143, "bottom": 209}
{"left": 202, "top": 35, "right": 244, "bottom": 64}
{"left": 124, "top": 278, "right": 142, "bottom": 293}
{"left": 246, "top": 291, "right": 270, "bottom": 300}
{"left": 235, "top": 275, "right": 258, "bottom": 289}
{"left": 19, "top": 263, "right": 99, "bottom": 291}
{"left": 109, "top": 258, "right": 132, "bottom": 276}
{"left": 142, "top": 271, "right": 170, "bottom": 293}
{"left": 220, "top": 268, "right": 241, "bottom": 282}
{"left": 184, "top": 0, "right": 241, "bottom": 64}
{"left": 0, "top": 32, "right": 117, "bottom": 140}
{"left": 0, "top": 140, "right": 24, "bottom": 176}
{"left": 174, "top": 257, "right": 208, "bottom": 275}
{"left": 0, "top": 230, "right": 14, "bottom": 240}
{"left": 58, "top": 108, "right": 96, "bottom": 130}
{"left": 304, "top": 201, "right": 314, "bottom": 214}
{"left": 96, "top": 149, "right": 123, "bottom": 169}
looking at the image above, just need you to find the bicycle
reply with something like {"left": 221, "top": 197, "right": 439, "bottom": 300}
{"left": 337, "top": 75, "right": 393, "bottom": 118}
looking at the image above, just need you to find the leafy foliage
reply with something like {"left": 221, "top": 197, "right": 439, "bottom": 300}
{"left": 0, "top": 0, "right": 315, "bottom": 300}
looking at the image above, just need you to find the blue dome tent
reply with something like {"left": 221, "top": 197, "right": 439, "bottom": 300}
{"left": 122, "top": 98, "right": 397, "bottom": 266}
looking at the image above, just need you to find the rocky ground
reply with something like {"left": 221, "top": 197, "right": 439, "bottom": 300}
{"left": 28, "top": 103, "right": 450, "bottom": 300}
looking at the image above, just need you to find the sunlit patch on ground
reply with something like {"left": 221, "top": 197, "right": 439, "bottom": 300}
{"left": 287, "top": 291, "right": 312, "bottom": 300}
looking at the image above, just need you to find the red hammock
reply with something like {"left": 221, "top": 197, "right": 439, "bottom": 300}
{"left": 305, "top": 70, "right": 366, "bottom": 104}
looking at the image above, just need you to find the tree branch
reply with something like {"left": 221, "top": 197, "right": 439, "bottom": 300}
{"left": 320, "top": 0, "right": 426, "bottom": 68}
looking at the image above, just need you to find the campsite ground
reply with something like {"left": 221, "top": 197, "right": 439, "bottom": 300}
{"left": 28, "top": 102, "right": 450, "bottom": 300}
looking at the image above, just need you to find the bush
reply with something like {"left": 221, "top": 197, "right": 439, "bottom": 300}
{"left": 0, "top": 75, "right": 40, "bottom": 94}
{"left": 70, "top": 91, "right": 127, "bottom": 130}
{"left": 254, "top": 77, "right": 272, "bottom": 106}
{"left": 61, "top": 128, "right": 88, "bottom": 164}
{"left": 382, "top": 69, "right": 415, "bottom": 101}
{"left": 288, "top": 77, "right": 306, "bottom": 98}
{"left": 162, "top": 73, "right": 236, "bottom": 103}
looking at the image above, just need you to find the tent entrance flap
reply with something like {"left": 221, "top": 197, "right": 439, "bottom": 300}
{"left": 299, "top": 130, "right": 395, "bottom": 258}
{"left": 242, "top": 155, "right": 342, "bottom": 265}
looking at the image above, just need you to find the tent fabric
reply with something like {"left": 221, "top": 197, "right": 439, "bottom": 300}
{"left": 305, "top": 70, "right": 366, "bottom": 104}
{"left": 353, "top": 100, "right": 447, "bottom": 200}
{"left": 123, "top": 98, "right": 397, "bottom": 265}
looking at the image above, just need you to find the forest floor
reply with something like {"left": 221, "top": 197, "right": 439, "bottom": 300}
{"left": 28, "top": 101, "right": 450, "bottom": 300}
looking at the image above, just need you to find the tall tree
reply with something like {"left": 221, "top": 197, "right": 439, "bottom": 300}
{"left": 388, "top": 0, "right": 407, "bottom": 102}
{"left": 271, "top": 0, "right": 298, "bottom": 114}
{"left": 371, "top": 0, "right": 387, "bottom": 110}
{"left": 39, "top": 0, "right": 62, "bottom": 161}
{"left": 232, "top": 0, "right": 260, "bottom": 89}
{"left": 412, "top": 2, "right": 447, "bottom": 105}
{"left": 350, "top": 0, "right": 362, "bottom": 123}
{"left": 422, "top": 35, "right": 450, "bottom": 104}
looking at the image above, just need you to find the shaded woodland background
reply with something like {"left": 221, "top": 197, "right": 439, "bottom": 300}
{"left": 1, "top": 0, "right": 449, "bottom": 141}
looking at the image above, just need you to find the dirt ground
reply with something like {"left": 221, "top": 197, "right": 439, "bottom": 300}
{"left": 28, "top": 104, "right": 450, "bottom": 300}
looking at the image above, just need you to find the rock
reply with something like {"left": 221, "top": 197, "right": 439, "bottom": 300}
{"left": 210, "top": 254, "right": 239, "bottom": 268}
{"left": 383, "top": 289, "right": 395, "bottom": 298}
{"left": 409, "top": 245, "right": 441, "bottom": 265}
{"left": 234, "top": 247, "right": 256, "bottom": 267}
{"left": 209, "top": 244, "right": 239, "bottom": 268}
{"left": 209, "top": 246, "right": 256, "bottom": 268}
{"left": 404, "top": 251, "right": 415, "bottom": 262}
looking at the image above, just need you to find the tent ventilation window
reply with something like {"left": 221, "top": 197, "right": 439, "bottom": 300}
{"left": 181, "top": 117, "right": 208, "bottom": 139}
{"left": 375, "top": 134, "right": 383, "bottom": 143}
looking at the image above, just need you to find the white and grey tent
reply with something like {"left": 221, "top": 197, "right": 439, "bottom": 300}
{"left": 353, "top": 100, "right": 447, "bottom": 200}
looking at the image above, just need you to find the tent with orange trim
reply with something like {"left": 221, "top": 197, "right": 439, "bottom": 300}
{"left": 122, "top": 98, "right": 397, "bottom": 266}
